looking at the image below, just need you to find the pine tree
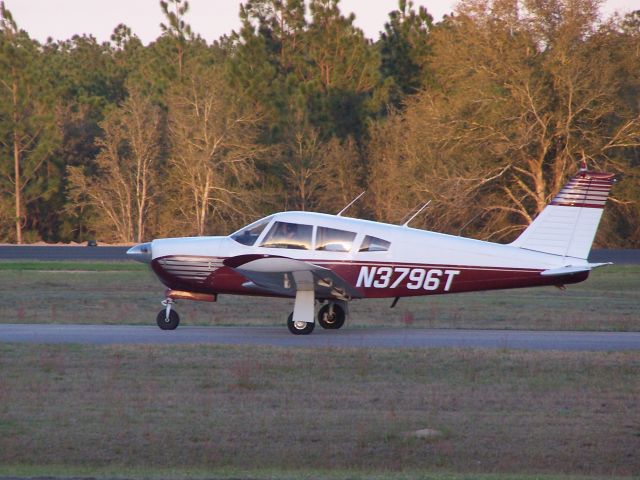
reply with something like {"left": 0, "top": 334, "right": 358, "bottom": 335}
{"left": 378, "top": 0, "right": 434, "bottom": 106}
{"left": 0, "top": 3, "right": 59, "bottom": 243}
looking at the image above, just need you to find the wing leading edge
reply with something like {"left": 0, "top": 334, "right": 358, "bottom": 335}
{"left": 222, "top": 254, "right": 362, "bottom": 301}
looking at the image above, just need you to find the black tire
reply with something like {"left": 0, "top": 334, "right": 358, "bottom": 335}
{"left": 156, "top": 309, "right": 180, "bottom": 330}
{"left": 318, "top": 303, "right": 345, "bottom": 330}
{"left": 287, "top": 313, "right": 315, "bottom": 335}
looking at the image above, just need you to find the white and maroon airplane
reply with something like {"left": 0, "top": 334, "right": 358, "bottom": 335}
{"left": 127, "top": 167, "right": 615, "bottom": 334}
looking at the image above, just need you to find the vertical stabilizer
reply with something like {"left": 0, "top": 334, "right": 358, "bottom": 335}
{"left": 510, "top": 170, "right": 615, "bottom": 260}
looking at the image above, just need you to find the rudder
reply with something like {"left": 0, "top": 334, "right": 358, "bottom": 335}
{"left": 510, "top": 169, "right": 615, "bottom": 260}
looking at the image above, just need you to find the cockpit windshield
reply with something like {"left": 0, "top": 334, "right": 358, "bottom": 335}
{"left": 260, "top": 221, "right": 313, "bottom": 250}
{"left": 230, "top": 216, "right": 273, "bottom": 246}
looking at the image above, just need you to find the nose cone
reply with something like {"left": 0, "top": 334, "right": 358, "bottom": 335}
{"left": 127, "top": 242, "right": 152, "bottom": 263}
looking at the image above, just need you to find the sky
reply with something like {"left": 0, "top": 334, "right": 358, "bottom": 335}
{"left": 6, "top": 0, "right": 639, "bottom": 45}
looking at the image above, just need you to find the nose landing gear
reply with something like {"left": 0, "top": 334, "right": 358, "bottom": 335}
{"left": 157, "top": 298, "right": 180, "bottom": 330}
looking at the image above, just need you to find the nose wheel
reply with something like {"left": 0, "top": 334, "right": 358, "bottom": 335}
{"left": 157, "top": 298, "right": 180, "bottom": 330}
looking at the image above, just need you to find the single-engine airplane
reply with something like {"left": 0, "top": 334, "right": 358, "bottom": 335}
{"left": 127, "top": 167, "right": 615, "bottom": 335}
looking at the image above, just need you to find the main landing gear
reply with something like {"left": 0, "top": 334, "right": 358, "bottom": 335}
{"left": 157, "top": 298, "right": 180, "bottom": 330}
{"left": 318, "top": 303, "right": 346, "bottom": 330}
{"left": 287, "top": 302, "right": 347, "bottom": 335}
{"left": 287, "top": 313, "right": 315, "bottom": 335}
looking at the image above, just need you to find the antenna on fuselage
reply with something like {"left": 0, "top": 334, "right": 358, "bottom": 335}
{"left": 336, "top": 191, "right": 366, "bottom": 217}
{"left": 401, "top": 201, "right": 431, "bottom": 227}
{"left": 457, "top": 210, "right": 486, "bottom": 236}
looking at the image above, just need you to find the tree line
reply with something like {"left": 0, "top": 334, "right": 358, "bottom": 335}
{"left": 1, "top": 0, "right": 639, "bottom": 246}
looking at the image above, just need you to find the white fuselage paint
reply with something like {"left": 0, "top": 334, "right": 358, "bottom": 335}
{"left": 150, "top": 211, "right": 589, "bottom": 272}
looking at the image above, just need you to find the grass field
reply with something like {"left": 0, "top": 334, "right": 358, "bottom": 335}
{"left": 0, "top": 263, "right": 637, "bottom": 331}
{"left": 1, "top": 262, "right": 638, "bottom": 479}
{"left": 0, "top": 260, "right": 145, "bottom": 271}
{"left": 0, "top": 344, "right": 638, "bottom": 478}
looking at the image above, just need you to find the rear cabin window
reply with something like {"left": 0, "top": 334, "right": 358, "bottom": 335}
{"left": 315, "top": 227, "right": 356, "bottom": 252}
{"left": 359, "top": 235, "right": 391, "bottom": 252}
{"left": 230, "top": 216, "right": 272, "bottom": 246}
{"left": 260, "top": 221, "right": 313, "bottom": 250}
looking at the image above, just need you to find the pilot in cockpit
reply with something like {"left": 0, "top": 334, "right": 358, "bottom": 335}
{"left": 281, "top": 222, "right": 298, "bottom": 239}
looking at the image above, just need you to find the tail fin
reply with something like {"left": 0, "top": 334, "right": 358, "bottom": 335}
{"left": 510, "top": 169, "right": 616, "bottom": 260}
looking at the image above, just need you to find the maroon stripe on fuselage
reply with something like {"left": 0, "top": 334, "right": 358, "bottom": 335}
{"left": 322, "top": 262, "right": 587, "bottom": 298}
{"left": 151, "top": 256, "right": 589, "bottom": 300}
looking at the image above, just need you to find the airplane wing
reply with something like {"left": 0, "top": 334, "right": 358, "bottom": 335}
{"left": 223, "top": 254, "right": 362, "bottom": 301}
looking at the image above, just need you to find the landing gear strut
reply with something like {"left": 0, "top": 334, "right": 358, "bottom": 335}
{"left": 157, "top": 298, "right": 180, "bottom": 330}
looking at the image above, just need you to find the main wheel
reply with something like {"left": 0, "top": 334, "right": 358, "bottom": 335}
{"left": 287, "top": 313, "right": 315, "bottom": 335}
{"left": 156, "top": 309, "right": 180, "bottom": 330}
{"left": 318, "top": 304, "right": 345, "bottom": 330}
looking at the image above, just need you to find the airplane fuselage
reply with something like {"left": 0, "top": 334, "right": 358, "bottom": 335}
{"left": 148, "top": 211, "right": 589, "bottom": 300}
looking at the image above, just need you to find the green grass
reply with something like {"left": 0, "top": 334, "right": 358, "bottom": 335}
{"left": 0, "top": 465, "right": 627, "bottom": 480}
{"left": 0, "top": 265, "right": 637, "bottom": 331}
{"left": 0, "top": 344, "right": 638, "bottom": 477}
{"left": 0, "top": 260, "right": 145, "bottom": 271}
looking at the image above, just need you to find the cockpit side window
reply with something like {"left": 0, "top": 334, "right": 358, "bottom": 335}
{"left": 230, "top": 216, "right": 272, "bottom": 246}
{"left": 315, "top": 227, "right": 356, "bottom": 252}
{"left": 260, "top": 221, "right": 313, "bottom": 250}
{"left": 359, "top": 235, "right": 391, "bottom": 252}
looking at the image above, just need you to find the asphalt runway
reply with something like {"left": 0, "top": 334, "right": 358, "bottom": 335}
{"left": 0, "top": 246, "right": 639, "bottom": 263}
{"left": 1, "top": 324, "right": 638, "bottom": 351}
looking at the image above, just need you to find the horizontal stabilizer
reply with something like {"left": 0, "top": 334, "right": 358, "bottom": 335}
{"left": 540, "top": 263, "right": 612, "bottom": 276}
